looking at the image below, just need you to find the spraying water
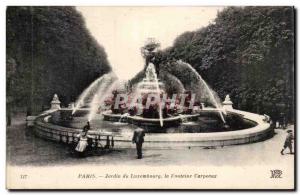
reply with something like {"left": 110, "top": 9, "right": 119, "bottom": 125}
{"left": 178, "top": 60, "right": 226, "bottom": 123}
{"left": 72, "top": 73, "right": 109, "bottom": 115}
{"left": 148, "top": 63, "right": 164, "bottom": 127}
{"left": 88, "top": 79, "right": 119, "bottom": 122}
{"left": 164, "top": 72, "right": 185, "bottom": 94}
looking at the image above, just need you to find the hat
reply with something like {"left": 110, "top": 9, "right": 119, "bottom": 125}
{"left": 287, "top": 130, "right": 293, "bottom": 133}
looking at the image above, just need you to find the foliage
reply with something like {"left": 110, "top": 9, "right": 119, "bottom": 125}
{"left": 161, "top": 6, "right": 294, "bottom": 121}
{"left": 7, "top": 6, "right": 111, "bottom": 115}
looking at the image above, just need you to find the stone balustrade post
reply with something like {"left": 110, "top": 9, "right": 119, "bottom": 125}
{"left": 50, "top": 94, "right": 61, "bottom": 110}
{"left": 223, "top": 94, "right": 233, "bottom": 110}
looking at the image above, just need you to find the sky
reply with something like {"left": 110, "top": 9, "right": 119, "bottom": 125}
{"left": 76, "top": 6, "right": 224, "bottom": 80}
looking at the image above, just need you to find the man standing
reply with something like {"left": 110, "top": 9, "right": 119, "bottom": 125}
{"left": 132, "top": 127, "right": 145, "bottom": 159}
{"left": 281, "top": 130, "right": 294, "bottom": 155}
{"left": 83, "top": 121, "right": 90, "bottom": 132}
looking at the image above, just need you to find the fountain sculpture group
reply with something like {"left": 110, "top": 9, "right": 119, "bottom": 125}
{"left": 31, "top": 38, "right": 274, "bottom": 149}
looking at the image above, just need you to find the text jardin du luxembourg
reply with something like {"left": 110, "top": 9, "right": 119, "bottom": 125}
{"left": 102, "top": 173, "right": 217, "bottom": 179}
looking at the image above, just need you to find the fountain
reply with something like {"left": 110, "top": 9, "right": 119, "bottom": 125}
{"left": 176, "top": 60, "right": 227, "bottom": 123}
{"left": 31, "top": 38, "right": 274, "bottom": 148}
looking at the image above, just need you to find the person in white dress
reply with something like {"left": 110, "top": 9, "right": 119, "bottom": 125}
{"left": 75, "top": 131, "right": 89, "bottom": 153}
{"left": 75, "top": 121, "right": 91, "bottom": 153}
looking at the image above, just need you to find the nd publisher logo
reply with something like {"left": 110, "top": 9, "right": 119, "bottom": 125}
{"left": 270, "top": 170, "right": 282, "bottom": 178}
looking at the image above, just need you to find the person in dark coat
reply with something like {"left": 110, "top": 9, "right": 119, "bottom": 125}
{"left": 83, "top": 121, "right": 91, "bottom": 132}
{"left": 281, "top": 130, "right": 294, "bottom": 155}
{"left": 278, "top": 112, "right": 286, "bottom": 129}
{"left": 132, "top": 127, "right": 145, "bottom": 159}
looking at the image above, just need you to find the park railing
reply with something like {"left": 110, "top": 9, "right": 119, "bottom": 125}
{"left": 33, "top": 113, "right": 115, "bottom": 150}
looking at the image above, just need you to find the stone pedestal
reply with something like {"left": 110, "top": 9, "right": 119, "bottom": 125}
{"left": 222, "top": 94, "right": 233, "bottom": 110}
{"left": 50, "top": 94, "right": 61, "bottom": 110}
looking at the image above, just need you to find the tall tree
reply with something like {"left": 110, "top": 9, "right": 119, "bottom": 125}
{"left": 161, "top": 6, "right": 294, "bottom": 121}
{"left": 7, "top": 6, "right": 111, "bottom": 117}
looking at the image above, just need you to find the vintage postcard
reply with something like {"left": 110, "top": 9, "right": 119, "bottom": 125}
{"left": 6, "top": 6, "right": 295, "bottom": 190}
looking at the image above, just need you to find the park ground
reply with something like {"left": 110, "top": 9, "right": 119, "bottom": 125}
{"left": 7, "top": 113, "right": 294, "bottom": 167}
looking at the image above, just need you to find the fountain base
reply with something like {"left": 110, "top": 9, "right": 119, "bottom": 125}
{"left": 102, "top": 110, "right": 200, "bottom": 128}
{"left": 33, "top": 108, "right": 274, "bottom": 148}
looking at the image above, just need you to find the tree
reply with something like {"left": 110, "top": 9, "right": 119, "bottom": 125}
{"left": 161, "top": 6, "right": 294, "bottom": 121}
{"left": 7, "top": 6, "right": 111, "bottom": 115}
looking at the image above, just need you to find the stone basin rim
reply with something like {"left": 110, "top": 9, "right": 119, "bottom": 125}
{"left": 32, "top": 108, "right": 273, "bottom": 147}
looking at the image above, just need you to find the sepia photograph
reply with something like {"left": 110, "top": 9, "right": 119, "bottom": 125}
{"left": 6, "top": 6, "right": 295, "bottom": 190}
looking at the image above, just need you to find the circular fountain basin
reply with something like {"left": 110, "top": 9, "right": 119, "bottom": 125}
{"left": 32, "top": 108, "right": 273, "bottom": 149}
{"left": 102, "top": 110, "right": 200, "bottom": 128}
